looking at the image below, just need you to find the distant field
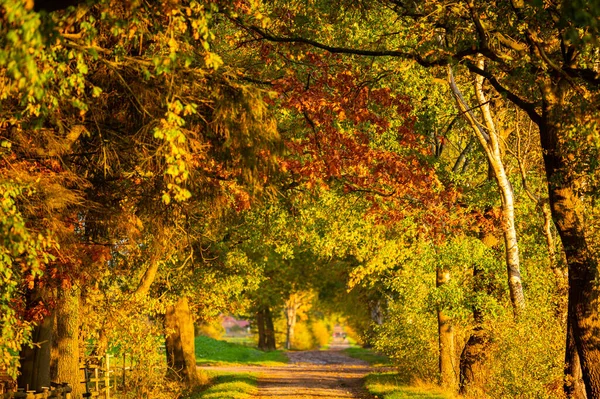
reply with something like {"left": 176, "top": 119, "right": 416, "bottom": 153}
{"left": 195, "top": 335, "right": 288, "bottom": 365}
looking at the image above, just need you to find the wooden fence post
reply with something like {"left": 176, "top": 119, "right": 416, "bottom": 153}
{"left": 104, "top": 354, "right": 110, "bottom": 399}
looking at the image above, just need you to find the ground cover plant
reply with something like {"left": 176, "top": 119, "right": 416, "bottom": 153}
{"left": 191, "top": 372, "right": 258, "bottom": 399}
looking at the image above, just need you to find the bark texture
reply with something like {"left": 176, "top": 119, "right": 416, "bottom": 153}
{"left": 51, "top": 284, "right": 83, "bottom": 398}
{"left": 540, "top": 82, "right": 600, "bottom": 398}
{"left": 566, "top": 317, "right": 588, "bottom": 399}
{"left": 165, "top": 296, "right": 202, "bottom": 388}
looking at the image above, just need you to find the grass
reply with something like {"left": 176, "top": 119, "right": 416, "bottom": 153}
{"left": 221, "top": 336, "right": 255, "bottom": 346}
{"left": 365, "top": 373, "right": 455, "bottom": 399}
{"left": 343, "top": 346, "right": 392, "bottom": 366}
{"left": 191, "top": 371, "right": 258, "bottom": 399}
{"left": 195, "top": 335, "right": 288, "bottom": 365}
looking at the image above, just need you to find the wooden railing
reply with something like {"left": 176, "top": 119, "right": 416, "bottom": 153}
{"left": 0, "top": 384, "right": 71, "bottom": 399}
{"left": 2, "top": 350, "right": 142, "bottom": 399}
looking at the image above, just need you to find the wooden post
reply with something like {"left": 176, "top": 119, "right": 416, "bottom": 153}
{"left": 104, "top": 354, "right": 110, "bottom": 399}
{"left": 121, "top": 353, "right": 125, "bottom": 389}
{"left": 94, "top": 366, "right": 98, "bottom": 393}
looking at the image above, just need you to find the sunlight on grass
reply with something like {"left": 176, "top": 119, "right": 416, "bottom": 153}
{"left": 366, "top": 373, "right": 454, "bottom": 399}
{"left": 193, "top": 372, "right": 258, "bottom": 399}
{"left": 195, "top": 335, "right": 288, "bottom": 365}
{"left": 343, "top": 347, "right": 392, "bottom": 366}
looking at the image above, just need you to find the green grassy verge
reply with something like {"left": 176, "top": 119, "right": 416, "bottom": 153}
{"left": 343, "top": 346, "right": 392, "bottom": 366}
{"left": 195, "top": 335, "right": 288, "bottom": 365}
{"left": 192, "top": 371, "right": 258, "bottom": 399}
{"left": 365, "top": 373, "right": 454, "bottom": 399}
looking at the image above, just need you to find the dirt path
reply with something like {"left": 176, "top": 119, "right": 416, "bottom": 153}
{"left": 201, "top": 342, "right": 375, "bottom": 399}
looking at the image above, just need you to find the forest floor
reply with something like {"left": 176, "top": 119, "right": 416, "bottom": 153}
{"left": 199, "top": 339, "right": 376, "bottom": 398}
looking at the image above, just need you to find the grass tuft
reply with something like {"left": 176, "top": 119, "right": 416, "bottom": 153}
{"left": 191, "top": 371, "right": 258, "bottom": 399}
{"left": 195, "top": 335, "right": 288, "bottom": 365}
{"left": 365, "top": 372, "right": 455, "bottom": 399}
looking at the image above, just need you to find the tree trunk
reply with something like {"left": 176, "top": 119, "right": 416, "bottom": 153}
{"left": 459, "top": 266, "right": 491, "bottom": 395}
{"left": 370, "top": 300, "right": 384, "bottom": 326}
{"left": 436, "top": 267, "right": 456, "bottom": 390}
{"left": 164, "top": 296, "right": 203, "bottom": 388}
{"left": 565, "top": 315, "right": 588, "bottom": 399}
{"left": 460, "top": 229, "right": 497, "bottom": 395}
{"left": 448, "top": 63, "right": 525, "bottom": 315}
{"left": 265, "top": 306, "right": 276, "bottom": 351}
{"left": 51, "top": 284, "right": 83, "bottom": 398}
{"left": 540, "top": 88, "right": 600, "bottom": 397}
{"left": 256, "top": 308, "right": 267, "bottom": 351}
{"left": 285, "top": 304, "right": 297, "bottom": 350}
{"left": 18, "top": 307, "right": 54, "bottom": 392}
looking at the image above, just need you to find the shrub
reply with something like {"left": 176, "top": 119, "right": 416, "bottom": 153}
{"left": 310, "top": 320, "right": 331, "bottom": 348}
{"left": 196, "top": 321, "right": 225, "bottom": 340}
{"left": 291, "top": 322, "right": 315, "bottom": 350}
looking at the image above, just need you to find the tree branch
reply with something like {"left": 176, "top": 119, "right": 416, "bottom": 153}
{"left": 240, "top": 21, "right": 479, "bottom": 67}
{"left": 464, "top": 61, "right": 541, "bottom": 124}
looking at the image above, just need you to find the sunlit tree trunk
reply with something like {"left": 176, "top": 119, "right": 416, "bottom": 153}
{"left": 51, "top": 284, "right": 83, "bottom": 398}
{"left": 436, "top": 267, "right": 456, "bottom": 390}
{"left": 284, "top": 294, "right": 301, "bottom": 350}
{"left": 165, "top": 296, "right": 204, "bottom": 388}
{"left": 448, "top": 62, "right": 525, "bottom": 316}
